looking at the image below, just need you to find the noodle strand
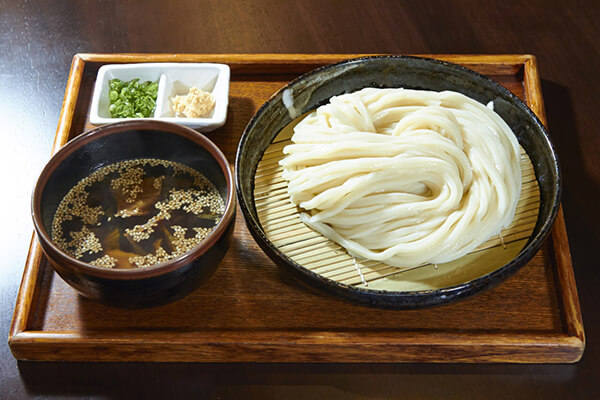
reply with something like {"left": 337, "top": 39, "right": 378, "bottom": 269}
{"left": 280, "top": 88, "right": 522, "bottom": 268}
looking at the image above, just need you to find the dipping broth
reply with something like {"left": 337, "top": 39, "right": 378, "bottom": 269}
{"left": 51, "top": 158, "right": 225, "bottom": 269}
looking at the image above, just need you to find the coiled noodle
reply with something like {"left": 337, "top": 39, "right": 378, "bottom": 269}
{"left": 280, "top": 88, "right": 522, "bottom": 267}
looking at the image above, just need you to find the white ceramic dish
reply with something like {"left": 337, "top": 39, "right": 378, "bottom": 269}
{"left": 90, "top": 63, "right": 230, "bottom": 131}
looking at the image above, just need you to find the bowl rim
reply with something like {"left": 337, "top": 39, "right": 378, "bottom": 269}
{"left": 32, "top": 120, "right": 236, "bottom": 280}
{"left": 235, "top": 54, "right": 561, "bottom": 308}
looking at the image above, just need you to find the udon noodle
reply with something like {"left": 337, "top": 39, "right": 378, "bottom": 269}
{"left": 280, "top": 88, "right": 522, "bottom": 268}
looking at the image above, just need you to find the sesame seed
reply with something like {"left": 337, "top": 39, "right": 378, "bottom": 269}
{"left": 51, "top": 158, "right": 225, "bottom": 269}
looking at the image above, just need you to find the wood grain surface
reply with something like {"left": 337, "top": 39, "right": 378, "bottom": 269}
{"left": 1, "top": 1, "right": 598, "bottom": 398}
{"left": 8, "top": 54, "right": 582, "bottom": 365}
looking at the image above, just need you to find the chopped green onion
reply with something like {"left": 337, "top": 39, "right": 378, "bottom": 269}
{"left": 108, "top": 78, "right": 159, "bottom": 118}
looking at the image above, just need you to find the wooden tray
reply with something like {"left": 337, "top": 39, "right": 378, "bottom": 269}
{"left": 9, "top": 54, "right": 585, "bottom": 363}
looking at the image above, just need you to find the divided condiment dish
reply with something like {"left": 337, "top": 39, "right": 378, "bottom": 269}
{"left": 90, "top": 63, "right": 230, "bottom": 131}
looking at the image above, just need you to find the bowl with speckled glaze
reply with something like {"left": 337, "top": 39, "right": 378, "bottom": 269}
{"left": 235, "top": 55, "right": 560, "bottom": 308}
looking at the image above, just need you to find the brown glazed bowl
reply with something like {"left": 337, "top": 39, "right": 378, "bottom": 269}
{"left": 32, "top": 120, "right": 236, "bottom": 307}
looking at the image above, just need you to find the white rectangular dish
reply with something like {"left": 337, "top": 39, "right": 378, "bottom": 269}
{"left": 89, "top": 63, "right": 230, "bottom": 131}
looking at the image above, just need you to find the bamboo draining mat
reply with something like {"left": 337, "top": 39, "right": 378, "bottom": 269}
{"left": 9, "top": 54, "right": 584, "bottom": 363}
{"left": 256, "top": 126, "right": 539, "bottom": 289}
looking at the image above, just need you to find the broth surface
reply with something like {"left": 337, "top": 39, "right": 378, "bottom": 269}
{"left": 51, "top": 158, "right": 224, "bottom": 269}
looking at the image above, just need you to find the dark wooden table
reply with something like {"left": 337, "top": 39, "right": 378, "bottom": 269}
{"left": 1, "top": 0, "right": 598, "bottom": 398}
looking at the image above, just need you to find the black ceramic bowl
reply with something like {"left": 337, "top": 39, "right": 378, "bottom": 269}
{"left": 32, "top": 120, "right": 236, "bottom": 307}
{"left": 236, "top": 55, "right": 561, "bottom": 308}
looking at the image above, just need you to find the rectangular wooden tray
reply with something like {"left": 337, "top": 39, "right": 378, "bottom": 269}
{"left": 9, "top": 54, "right": 585, "bottom": 363}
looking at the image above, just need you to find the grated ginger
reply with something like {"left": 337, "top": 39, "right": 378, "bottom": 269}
{"left": 171, "top": 87, "right": 215, "bottom": 118}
